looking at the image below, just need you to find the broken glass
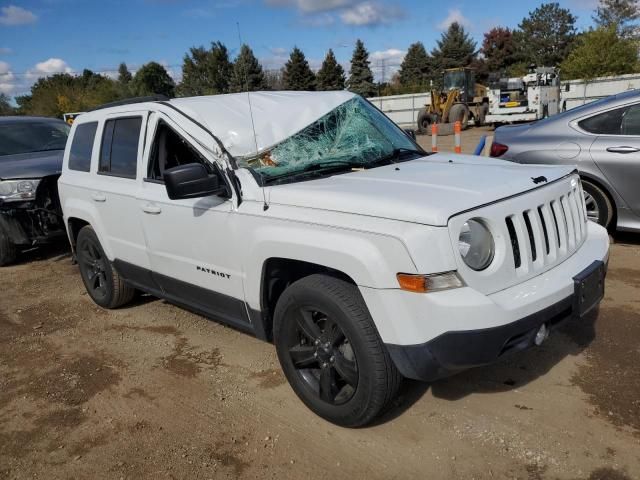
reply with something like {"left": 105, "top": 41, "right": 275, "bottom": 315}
{"left": 237, "top": 96, "right": 417, "bottom": 182}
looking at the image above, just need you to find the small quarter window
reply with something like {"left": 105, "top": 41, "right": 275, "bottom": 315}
{"left": 578, "top": 106, "right": 627, "bottom": 135}
{"left": 68, "top": 122, "right": 97, "bottom": 172}
{"left": 99, "top": 117, "right": 142, "bottom": 178}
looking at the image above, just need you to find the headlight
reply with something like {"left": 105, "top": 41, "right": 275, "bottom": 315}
{"left": 458, "top": 218, "right": 494, "bottom": 271}
{"left": 0, "top": 179, "right": 41, "bottom": 202}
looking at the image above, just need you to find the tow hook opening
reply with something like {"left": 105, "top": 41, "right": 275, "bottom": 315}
{"left": 534, "top": 323, "right": 549, "bottom": 346}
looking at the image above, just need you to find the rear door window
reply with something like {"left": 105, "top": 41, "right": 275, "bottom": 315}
{"left": 68, "top": 122, "right": 97, "bottom": 172}
{"left": 621, "top": 105, "right": 640, "bottom": 135}
{"left": 99, "top": 117, "right": 142, "bottom": 178}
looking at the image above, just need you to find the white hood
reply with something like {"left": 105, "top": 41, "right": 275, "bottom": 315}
{"left": 169, "top": 91, "right": 356, "bottom": 158}
{"left": 266, "top": 154, "right": 575, "bottom": 226}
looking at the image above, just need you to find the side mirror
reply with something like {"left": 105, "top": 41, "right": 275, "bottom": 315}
{"left": 164, "top": 163, "right": 228, "bottom": 200}
{"left": 404, "top": 129, "right": 417, "bottom": 141}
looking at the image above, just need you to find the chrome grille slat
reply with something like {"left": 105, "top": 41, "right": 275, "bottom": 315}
{"left": 505, "top": 179, "right": 587, "bottom": 277}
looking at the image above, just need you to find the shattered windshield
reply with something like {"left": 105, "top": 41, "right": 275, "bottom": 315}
{"left": 237, "top": 96, "right": 421, "bottom": 184}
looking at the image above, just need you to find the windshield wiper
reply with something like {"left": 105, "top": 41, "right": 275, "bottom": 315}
{"left": 265, "top": 160, "right": 365, "bottom": 184}
{"left": 371, "top": 147, "right": 425, "bottom": 165}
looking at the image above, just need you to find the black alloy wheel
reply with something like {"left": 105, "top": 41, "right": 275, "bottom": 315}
{"left": 287, "top": 306, "right": 358, "bottom": 405}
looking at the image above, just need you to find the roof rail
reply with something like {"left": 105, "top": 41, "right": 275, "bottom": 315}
{"left": 89, "top": 94, "right": 170, "bottom": 112}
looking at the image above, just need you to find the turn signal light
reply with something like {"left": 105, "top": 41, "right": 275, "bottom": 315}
{"left": 396, "top": 272, "right": 464, "bottom": 293}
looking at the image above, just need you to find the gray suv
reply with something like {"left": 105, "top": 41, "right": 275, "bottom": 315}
{"left": 491, "top": 89, "right": 640, "bottom": 232}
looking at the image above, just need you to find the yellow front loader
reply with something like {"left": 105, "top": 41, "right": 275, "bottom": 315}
{"left": 417, "top": 67, "right": 489, "bottom": 134}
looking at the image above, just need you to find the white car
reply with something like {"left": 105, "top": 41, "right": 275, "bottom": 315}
{"left": 58, "top": 91, "right": 609, "bottom": 427}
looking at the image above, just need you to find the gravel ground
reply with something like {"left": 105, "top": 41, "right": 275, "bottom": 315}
{"left": 1, "top": 208, "right": 639, "bottom": 478}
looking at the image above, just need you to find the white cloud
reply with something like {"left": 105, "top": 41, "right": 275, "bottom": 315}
{"left": 437, "top": 8, "right": 471, "bottom": 30}
{"left": 266, "top": 0, "right": 402, "bottom": 26}
{"left": 0, "top": 5, "right": 37, "bottom": 26}
{"left": 340, "top": 2, "right": 402, "bottom": 26}
{"left": 369, "top": 48, "right": 406, "bottom": 81}
{"left": 26, "top": 58, "right": 73, "bottom": 81}
{"left": 0, "top": 47, "right": 12, "bottom": 55}
{"left": 266, "top": 0, "right": 356, "bottom": 13}
{"left": 0, "top": 61, "right": 17, "bottom": 95}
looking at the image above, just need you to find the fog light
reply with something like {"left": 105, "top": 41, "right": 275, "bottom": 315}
{"left": 534, "top": 324, "right": 548, "bottom": 346}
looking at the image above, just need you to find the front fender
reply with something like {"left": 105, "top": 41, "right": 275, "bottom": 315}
{"left": 242, "top": 221, "right": 418, "bottom": 310}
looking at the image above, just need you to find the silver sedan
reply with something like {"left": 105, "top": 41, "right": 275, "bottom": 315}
{"left": 491, "top": 89, "right": 640, "bottom": 232}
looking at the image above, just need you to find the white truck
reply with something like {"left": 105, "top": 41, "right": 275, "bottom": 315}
{"left": 58, "top": 91, "right": 609, "bottom": 427}
{"left": 486, "top": 67, "right": 561, "bottom": 124}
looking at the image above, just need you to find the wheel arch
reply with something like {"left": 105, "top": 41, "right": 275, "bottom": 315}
{"left": 579, "top": 172, "right": 618, "bottom": 227}
{"left": 257, "top": 258, "right": 357, "bottom": 341}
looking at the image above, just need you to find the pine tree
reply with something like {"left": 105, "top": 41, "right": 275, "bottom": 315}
{"left": 347, "top": 39, "right": 375, "bottom": 97}
{"left": 178, "top": 41, "right": 232, "bottom": 96}
{"left": 117, "top": 62, "right": 132, "bottom": 84}
{"left": 431, "top": 22, "right": 477, "bottom": 71}
{"left": 316, "top": 49, "right": 346, "bottom": 91}
{"left": 230, "top": 44, "right": 267, "bottom": 92}
{"left": 398, "top": 42, "right": 431, "bottom": 91}
{"left": 515, "top": 3, "right": 577, "bottom": 67}
{"left": 282, "top": 47, "right": 316, "bottom": 91}
{"left": 593, "top": 0, "right": 640, "bottom": 38}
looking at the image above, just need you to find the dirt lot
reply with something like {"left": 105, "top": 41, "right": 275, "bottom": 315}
{"left": 1, "top": 165, "right": 640, "bottom": 479}
{"left": 416, "top": 125, "right": 494, "bottom": 155}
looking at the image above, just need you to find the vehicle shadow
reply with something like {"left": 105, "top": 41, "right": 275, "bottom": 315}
{"left": 611, "top": 231, "right": 640, "bottom": 246}
{"left": 373, "top": 309, "right": 598, "bottom": 425}
{"left": 14, "top": 240, "right": 71, "bottom": 265}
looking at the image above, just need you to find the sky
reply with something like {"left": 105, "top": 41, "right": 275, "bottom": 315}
{"left": 0, "top": 0, "right": 600, "bottom": 98}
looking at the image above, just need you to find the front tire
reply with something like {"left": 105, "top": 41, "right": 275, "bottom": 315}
{"left": 582, "top": 179, "right": 614, "bottom": 228}
{"left": 274, "top": 274, "right": 401, "bottom": 427}
{"left": 0, "top": 225, "right": 17, "bottom": 266}
{"left": 76, "top": 225, "right": 135, "bottom": 309}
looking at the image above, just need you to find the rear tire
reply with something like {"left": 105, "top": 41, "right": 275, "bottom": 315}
{"left": 274, "top": 274, "right": 402, "bottom": 427}
{"left": 582, "top": 179, "right": 614, "bottom": 228}
{"left": 417, "top": 108, "right": 431, "bottom": 134}
{"left": 76, "top": 225, "right": 135, "bottom": 309}
{"left": 448, "top": 104, "right": 469, "bottom": 129}
{"left": 0, "top": 225, "right": 17, "bottom": 266}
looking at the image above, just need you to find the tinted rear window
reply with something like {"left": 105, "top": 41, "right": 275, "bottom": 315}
{"left": 68, "top": 122, "right": 97, "bottom": 172}
{"left": 99, "top": 117, "right": 142, "bottom": 178}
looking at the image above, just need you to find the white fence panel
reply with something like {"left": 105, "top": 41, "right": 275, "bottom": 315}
{"left": 368, "top": 93, "right": 430, "bottom": 128}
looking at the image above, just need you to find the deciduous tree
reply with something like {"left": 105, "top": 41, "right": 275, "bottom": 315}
{"left": 593, "top": 0, "right": 640, "bottom": 38}
{"left": 561, "top": 26, "right": 639, "bottom": 79}
{"left": 132, "top": 62, "right": 175, "bottom": 98}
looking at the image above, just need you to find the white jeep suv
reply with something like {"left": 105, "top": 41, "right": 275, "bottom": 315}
{"left": 58, "top": 92, "right": 609, "bottom": 427}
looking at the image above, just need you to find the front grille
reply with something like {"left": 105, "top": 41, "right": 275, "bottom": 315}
{"left": 505, "top": 182, "right": 587, "bottom": 276}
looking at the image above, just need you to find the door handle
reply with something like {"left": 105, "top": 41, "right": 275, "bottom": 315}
{"left": 142, "top": 204, "right": 162, "bottom": 215}
{"left": 91, "top": 193, "right": 106, "bottom": 202}
{"left": 606, "top": 146, "right": 640, "bottom": 154}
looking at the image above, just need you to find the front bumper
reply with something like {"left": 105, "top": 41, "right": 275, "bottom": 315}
{"left": 385, "top": 286, "right": 593, "bottom": 381}
{"left": 359, "top": 221, "right": 610, "bottom": 382}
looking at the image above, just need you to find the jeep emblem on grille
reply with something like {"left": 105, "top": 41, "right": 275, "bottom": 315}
{"left": 531, "top": 176, "right": 548, "bottom": 184}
